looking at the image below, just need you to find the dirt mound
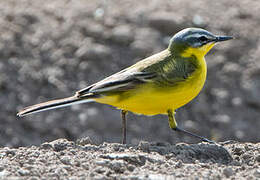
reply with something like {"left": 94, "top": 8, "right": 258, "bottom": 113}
{"left": 0, "top": 138, "right": 259, "bottom": 179}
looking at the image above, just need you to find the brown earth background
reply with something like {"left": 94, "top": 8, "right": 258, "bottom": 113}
{"left": 0, "top": 0, "right": 260, "bottom": 147}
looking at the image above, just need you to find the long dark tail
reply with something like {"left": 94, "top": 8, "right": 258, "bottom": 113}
{"left": 17, "top": 95, "right": 95, "bottom": 117}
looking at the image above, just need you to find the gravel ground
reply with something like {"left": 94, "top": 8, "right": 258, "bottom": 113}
{"left": 0, "top": 138, "right": 259, "bottom": 179}
{"left": 0, "top": 0, "right": 259, "bottom": 147}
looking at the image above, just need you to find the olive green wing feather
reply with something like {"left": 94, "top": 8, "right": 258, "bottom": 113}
{"left": 141, "top": 55, "right": 198, "bottom": 86}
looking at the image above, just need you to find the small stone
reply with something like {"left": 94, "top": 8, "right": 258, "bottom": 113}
{"left": 95, "top": 167, "right": 106, "bottom": 174}
{"left": 18, "top": 169, "right": 30, "bottom": 176}
{"left": 50, "top": 139, "right": 74, "bottom": 152}
{"left": 192, "top": 15, "right": 205, "bottom": 26}
{"left": 54, "top": 167, "right": 68, "bottom": 176}
{"left": 223, "top": 167, "right": 234, "bottom": 178}
{"left": 155, "top": 142, "right": 170, "bottom": 147}
{"left": 138, "top": 141, "right": 150, "bottom": 152}
{"left": 81, "top": 162, "right": 89, "bottom": 170}
{"left": 254, "top": 169, "right": 260, "bottom": 178}
{"left": 0, "top": 170, "right": 10, "bottom": 177}
{"left": 147, "top": 12, "right": 184, "bottom": 34}
{"left": 110, "top": 25, "right": 134, "bottom": 45}
{"left": 231, "top": 160, "right": 241, "bottom": 166}
{"left": 86, "top": 44, "right": 111, "bottom": 60}
{"left": 127, "top": 165, "right": 135, "bottom": 172}
{"left": 242, "top": 153, "right": 252, "bottom": 161}
{"left": 40, "top": 142, "right": 52, "bottom": 150}
{"left": 95, "top": 160, "right": 109, "bottom": 166}
{"left": 100, "top": 153, "right": 146, "bottom": 166}
{"left": 231, "top": 97, "right": 242, "bottom": 106}
{"left": 233, "top": 147, "right": 244, "bottom": 156}
{"left": 175, "top": 160, "right": 183, "bottom": 168}
{"left": 110, "top": 160, "right": 125, "bottom": 173}
{"left": 4, "top": 149, "right": 16, "bottom": 156}
{"left": 60, "top": 156, "right": 71, "bottom": 165}
{"left": 76, "top": 137, "right": 93, "bottom": 146}
{"left": 199, "top": 163, "right": 210, "bottom": 168}
{"left": 256, "top": 155, "right": 260, "bottom": 162}
{"left": 112, "top": 146, "right": 120, "bottom": 152}
{"left": 28, "top": 177, "right": 40, "bottom": 180}
{"left": 94, "top": 8, "right": 104, "bottom": 20}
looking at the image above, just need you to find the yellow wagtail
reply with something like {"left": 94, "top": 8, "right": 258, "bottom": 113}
{"left": 17, "top": 28, "right": 233, "bottom": 144}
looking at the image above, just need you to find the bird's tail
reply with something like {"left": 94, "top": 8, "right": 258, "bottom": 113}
{"left": 17, "top": 95, "right": 95, "bottom": 117}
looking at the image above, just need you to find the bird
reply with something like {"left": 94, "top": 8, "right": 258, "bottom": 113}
{"left": 17, "top": 28, "right": 233, "bottom": 144}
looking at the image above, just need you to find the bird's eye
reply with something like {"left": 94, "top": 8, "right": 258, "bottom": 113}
{"left": 198, "top": 36, "right": 208, "bottom": 42}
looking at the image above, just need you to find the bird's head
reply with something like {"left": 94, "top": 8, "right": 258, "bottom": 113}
{"left": 168, "top": 28, "right": 233, "bottom": 58}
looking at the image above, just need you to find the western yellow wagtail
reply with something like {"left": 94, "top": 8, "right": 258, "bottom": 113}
{"left": 17, "top": 28, "right": 233, "bottom": 144}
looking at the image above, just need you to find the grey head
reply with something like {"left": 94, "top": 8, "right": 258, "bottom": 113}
{"left": 168, "top": 28, "right": 233, "bottom": 55}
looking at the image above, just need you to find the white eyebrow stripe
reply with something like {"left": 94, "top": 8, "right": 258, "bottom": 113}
{"left": 185, "top": 33, "right": 205, "bottom": 39}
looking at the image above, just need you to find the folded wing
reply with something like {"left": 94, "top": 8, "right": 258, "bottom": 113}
{"left": 76, "top": 70, "right": 156, "bottom": 97}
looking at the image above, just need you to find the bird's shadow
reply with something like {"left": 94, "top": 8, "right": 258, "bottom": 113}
{"left": 41, "top": 138, "right": 233, "bottom": 166}
{"left": 133, "top": 141, "right": 233, "bottom": 165}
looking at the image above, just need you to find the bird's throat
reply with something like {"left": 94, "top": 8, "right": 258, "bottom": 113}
{"left": 180, "top": 43, "right": 215, "bottom": 59}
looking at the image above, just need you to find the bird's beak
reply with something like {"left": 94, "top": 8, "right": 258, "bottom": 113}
{"left": 214, "top": 36, "right": 233, "bottom": 42}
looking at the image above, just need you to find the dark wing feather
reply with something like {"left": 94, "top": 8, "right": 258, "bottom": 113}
{"left": 76, "top": 70, "right": 156, "bottom": 97}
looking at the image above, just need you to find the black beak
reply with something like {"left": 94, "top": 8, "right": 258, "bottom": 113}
{"left": 215, "top": 36, "right": 233, "bottom": 42}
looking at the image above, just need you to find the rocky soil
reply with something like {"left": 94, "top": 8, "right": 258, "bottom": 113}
{"left": 1, "top": 0, "right": 259, "bottom": 147}
{"left": 0, "top": 138, "right": 259, "bottom": 179}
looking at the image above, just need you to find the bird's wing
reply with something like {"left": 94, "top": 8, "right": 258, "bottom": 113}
{"left": 76, "top": 69, "right": 156, "bottom": 97}
{"left": 76, "top": 49, "right": 170, "bottom": 97}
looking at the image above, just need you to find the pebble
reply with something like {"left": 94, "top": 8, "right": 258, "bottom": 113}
{"left": 175, "top": 160, "right": 183, "bottom": 168}
{"left": 138, "top": 141, "right": 150, "bottom": 152}
{"left": 100, "top": 153, "right": 146, "bottom": 166}
{"left": 254, "top": 169, "right": 260, "bottom": 178}
{"left": 18, "top": 169, "right": 31, "bottom": 176}
{"left": 60, "top": 156, "right": 71, "bottom": 165}
{"left": 147, "top": 12, "right": 183, "bottom": 34}
{"left": 76, "top": 137, "right": 93, "bottom": 146}
{"left": 50, "top": 139, "right": 74, "bottom": 152}
{"left": 40, "top": 142, "right": 53, "bottom": 150}
{"left": 256, "top": 155, "right": 260, "bottom": 162}
{"left": 233, "top": 147, "right": 244, "bottom": 156}
{"left": 192, "top": 15, "right": 205, "bottom": 26}
{"left": 111, "top": 25, "right": 134, "bottom": 45}
{"left": 0, "top": 170, "right": 10, "bottom": 177}
{"left": 95, "top": 159, "right": 109, "bottom": 166}
{"left": 110, "top": 160, "right": 125, "bottom": 173}
{"left": 127, "top": 165, "right": 135, "bottom": 172}
{"left": 86, "top": 43, "right": 111, "bottom": 60}
{"left": 223, "top": 167, "right": 234, "bottom": 178}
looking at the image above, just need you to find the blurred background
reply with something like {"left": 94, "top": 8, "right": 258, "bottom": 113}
{"left": 0, "top": 0, "right": 259, "bottom": 147}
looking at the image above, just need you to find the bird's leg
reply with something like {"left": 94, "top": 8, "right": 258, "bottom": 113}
{"left": 121, "top": 110, "right": 128, "bottom": 144}
{"left": 167, "top": 109, "right": 215, "bottom": 143}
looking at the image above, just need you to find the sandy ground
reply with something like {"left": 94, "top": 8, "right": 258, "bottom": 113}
{"left": 0, "top": 138, "right": 259, "bottom": 179}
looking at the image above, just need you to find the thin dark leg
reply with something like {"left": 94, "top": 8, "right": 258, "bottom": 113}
{"left": 167, "top": 109, "right": 215, "bottom": 143}
{"left": 121, "top": 110, "right": 128, "bottom": 144}
{"left": 173, "top": 127, "right": 215, "bottom": 143}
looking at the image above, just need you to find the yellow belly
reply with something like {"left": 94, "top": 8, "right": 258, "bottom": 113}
{"left": 95, "top": 59, "right": 207, "bottom": 115}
